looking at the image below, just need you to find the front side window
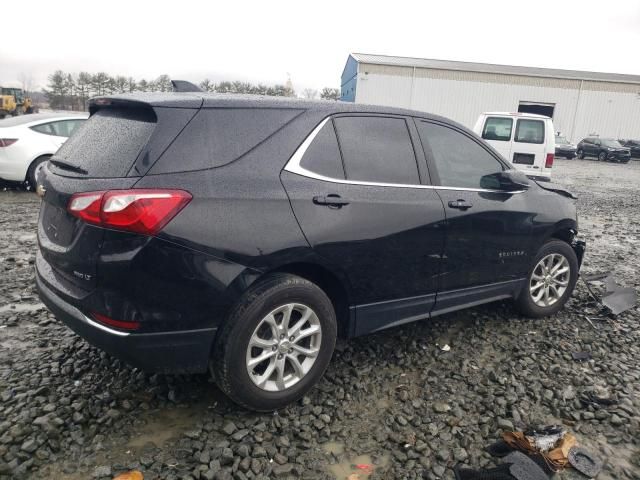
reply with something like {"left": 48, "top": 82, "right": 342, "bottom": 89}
{"left": 334, "top": 116, "right": 419, "bottom": 185}
{"left": 417, "top": 121, "right": 504, "bottom": 189}
{"left": 515, "top": 119, "right": 544, "bottom": 144}
{"left": 482, "top": 117, "right": 513, "bottom": 141}
{"left": 299, "top": 120, "right": 345, "bottom": 179}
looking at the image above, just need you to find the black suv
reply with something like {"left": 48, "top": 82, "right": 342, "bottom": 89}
{"left": 36, "top": 94, "right": 585, "bottom": 410}
{"left": 619, "top": 139, "right": 640, "bottom": 159}
{"left": 576, "top": 137, "right": 631, "bottom": 163}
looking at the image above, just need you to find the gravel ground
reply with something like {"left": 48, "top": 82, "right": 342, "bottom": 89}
{"left": 1, "top": 159, "right": 639, "bottom": 480}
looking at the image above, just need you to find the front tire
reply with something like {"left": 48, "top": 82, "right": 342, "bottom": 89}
{"left": 211, "top": 273, "right": 337, "bottom": 411}
{"left": 515, "top": 240, "right": 579, "bottom": 318}
{"left": 577, "top": 149, "right": 585, "bottom": 159}
{"left": 598, "top": 151, "right": 607, "bottom": 162}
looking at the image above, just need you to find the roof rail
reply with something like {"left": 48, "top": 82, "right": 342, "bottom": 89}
{"left": 171, "top": 80, "right": 203, "bottom": 93}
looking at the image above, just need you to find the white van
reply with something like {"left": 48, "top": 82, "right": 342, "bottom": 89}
{"left": 473, "top": 112, "right": 555, "bottom": 180}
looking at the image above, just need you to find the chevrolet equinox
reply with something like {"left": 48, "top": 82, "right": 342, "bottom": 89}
{"left": 36, "top": 93, "right": 585, "bottom": 410}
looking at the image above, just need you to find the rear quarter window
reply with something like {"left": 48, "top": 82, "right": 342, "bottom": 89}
{"left": 53, "top": 108, "right": 156, "bottom": 177}
{"left": 149, "top": 108, "right": 303, "bottom": 174}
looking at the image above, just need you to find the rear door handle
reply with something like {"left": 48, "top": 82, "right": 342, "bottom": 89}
{"left": 313, "top": 194, "right": 349, "bottom": 208}
{"left": 448, "top": 199, "right": 473, "bottom": 210}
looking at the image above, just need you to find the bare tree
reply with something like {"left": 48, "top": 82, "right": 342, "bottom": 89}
{"left": 302, "top": 88, "right": 318, "bottom": 100}
{"left": 320, "top": 87, "right": 340, "bottom": 101}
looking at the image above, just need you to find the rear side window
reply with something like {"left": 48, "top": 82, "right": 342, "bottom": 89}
{"left": 515, "top": 119, "right": 544, "bottom": 144}
{"left": 482, "top": 117, "right": 512, "bottom": 141}
{"left": 31, "top": 123, "right": 56, "bottom": 135}
{"left": 33, "top": 119, "right": 84, "bottom": 138}
{"left": 417, "top": 121, "right": 504, "bottom": 189}
{"left": 334, "top": 116, "right": 419, "bottom": 184}
{"left": 150, "top": 108, "right": 303, "bottom": 174}
{"left": 50, "top": 120, "right": 84, "bottom": 137}
{"left": 300, "top": 121, "right": 345, "bottom": 179}
{"left": 53, "top": 108, "right": 156, "bottom": 177}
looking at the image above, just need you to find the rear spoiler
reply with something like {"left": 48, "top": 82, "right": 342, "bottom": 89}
{"left": 171, "top": 80, "right": 203, "bottom": 93}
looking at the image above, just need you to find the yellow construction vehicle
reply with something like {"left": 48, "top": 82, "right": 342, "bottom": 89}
{"left": 0, "top": 86, "right": 34, "bottom": 118}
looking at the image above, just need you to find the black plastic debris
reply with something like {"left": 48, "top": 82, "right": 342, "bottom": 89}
{"left": 504, "top": 452, "right": 550, "bottom": 480}
{"left": 568, "top": 447, "right": 603, "bottom": 478}
{"left": 602, "top": 287, "right": 637, "bottom": 315}
{"left": 454, "top": 464, "right": 515, "bottom": 480}
{"left": 455, "top": 452, "right": 552, "bottom": 480}
{"left": 582, "top": 272, "right": 637, "bottom": 315}
{"left": 579, "top": 391, "right": 616, "bottom": 409}
{"left": 571, "top": 351, "right": 592, "bottom": 362}
{"left": 487, "top": 439, "right": 513, "bottom": 458}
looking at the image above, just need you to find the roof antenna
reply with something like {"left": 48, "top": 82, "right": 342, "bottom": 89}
{"left": 171, "top": 80, "right": 203, "bottom": 93}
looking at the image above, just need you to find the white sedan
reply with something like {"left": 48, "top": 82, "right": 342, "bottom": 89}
{"left": 0, "top": 112, "right": 88, "bottom": 187}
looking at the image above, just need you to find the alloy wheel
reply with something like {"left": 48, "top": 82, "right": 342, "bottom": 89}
{"left": 246, "top": 303, "right": 322, "bottom": 392}
{"left": 529, "top": 253, "right": 570, "bottom": 307}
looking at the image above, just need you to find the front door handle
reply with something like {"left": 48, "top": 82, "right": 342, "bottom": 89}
{"left": 448, "top": 199, "right": 473, "bottom": 210}
{"left": 313, "top": 194, "right": 349, "bottom": 208}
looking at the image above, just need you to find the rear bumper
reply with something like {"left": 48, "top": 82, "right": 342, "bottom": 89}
{"left": 36, "top": 269, "right": 216, "bottom": 374}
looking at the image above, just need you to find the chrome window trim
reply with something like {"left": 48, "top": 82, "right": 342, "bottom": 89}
{"left": 283, "top": 116, "right": 525, "bottom": 194}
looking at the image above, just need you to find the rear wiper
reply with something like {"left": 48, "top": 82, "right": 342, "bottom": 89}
{"left": 49, "top": 159, "right": 88, "bottom": 175}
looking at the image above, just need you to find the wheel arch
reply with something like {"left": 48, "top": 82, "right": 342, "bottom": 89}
{"left": 549, "top": 220, "right": 585, "bottom": 267}
{"left": 263, "top": 262, "right": 353, "bottom": 338}
{"left": 25, "top": 153, "right": 53, "bottom": 183}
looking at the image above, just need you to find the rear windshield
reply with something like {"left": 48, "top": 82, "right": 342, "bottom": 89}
{"left": 52, "top": 107, "right": 156, "bottom": 177}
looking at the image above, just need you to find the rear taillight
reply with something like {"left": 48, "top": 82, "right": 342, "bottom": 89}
{"left": 0, "top": 139, "right": 18, "bottom": 147}
{"left": 545, "top": 153, "right": 554, "bottom": 168}
{"left": 91, "top": 312, "right": 140, "bottom": 331}
{"left": 68, "top": 189, "right": 192, "bottom": 235}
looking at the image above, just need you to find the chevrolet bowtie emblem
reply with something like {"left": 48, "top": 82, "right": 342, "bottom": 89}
{"left": 36, "top": 184, "right": 46, "bottom": 198}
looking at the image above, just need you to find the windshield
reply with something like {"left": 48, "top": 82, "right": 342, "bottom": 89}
{"left": 602, "top": 139, "right": 622, "bottom": 148}
{"left": 555, "top": 136, "right": 568, "bottom": 144}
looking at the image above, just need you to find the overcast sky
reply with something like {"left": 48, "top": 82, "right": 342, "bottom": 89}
{"left": 1, "top": 0, "right": 639, "bottom": 92}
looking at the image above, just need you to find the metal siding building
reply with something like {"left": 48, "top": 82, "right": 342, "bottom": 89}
{"left": 340, "top": 53, "right": 640, "bottom": 142}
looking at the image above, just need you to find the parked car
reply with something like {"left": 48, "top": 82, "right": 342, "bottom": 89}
{"left": 36, "top": 94, "right": 585, "bottom": 410}
{"left": 554, "top": 135, "right": 576, "bottom": 159}
{"left": 0, "top": 112, "right": 88, "bottom": 187}
{"left": 474, "top": 112, "right": 555, "bottom": 180}
{"left": 619, "top": 139, "right": 640, "bottom": 159}
{"left": 576, "top": 137, "right": 631, "bottom": 163}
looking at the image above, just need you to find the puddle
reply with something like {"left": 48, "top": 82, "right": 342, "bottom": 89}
{"left": 126, "top": 407, "right": 202, "bottom": 449}
{"left": 327, "top": 453, "right": 390, "bottom": 480}
{"left": 0, "top": 303, "right": 45, "bottom": 314}
{"left": 323, "top": 441, "right": 345, "bottom": 456}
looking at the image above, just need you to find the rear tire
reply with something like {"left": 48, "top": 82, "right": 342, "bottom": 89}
{"left": 577, "top": 149, "right": 585, "bottom": 159}
{"left": 26, "top": 155, "right": 50, "bottom": 190}
{"left": 515, "top": 240, "right": 579, "bottom": 318}
{"left": 211, "top": 273, "right": 337, "bottom": 411}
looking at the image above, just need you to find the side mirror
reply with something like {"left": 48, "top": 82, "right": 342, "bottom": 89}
{"left": 480, "top": 170, "right": 530, "bottom": 192}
